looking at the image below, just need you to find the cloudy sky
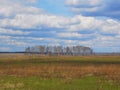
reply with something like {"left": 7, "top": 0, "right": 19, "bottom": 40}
{"left": 0, "top": 0, "right": 120, "bottom": 52}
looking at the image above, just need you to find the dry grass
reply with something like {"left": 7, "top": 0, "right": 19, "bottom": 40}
{"left": 0, "top": 82, "right": 24, "bottom": 89}
{"left": 0, "top": 63, "right": 119, "bottom": 82}
{"left": 0, "top": 54, "right": 120, "bottom": 62}
{"left": 0, "top": 54, "right": 120, "bottom": 84}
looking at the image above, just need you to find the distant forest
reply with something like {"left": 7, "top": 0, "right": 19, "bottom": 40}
{"left": 25, "top": 45, "right": 93, "bottom": 55}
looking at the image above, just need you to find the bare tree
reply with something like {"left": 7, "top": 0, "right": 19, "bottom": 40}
{"left": 25, "top": 45, "right": 93, "bottom": 56}
{"left": 39, "top": 45, "right": 45, "bottom": 54}
{"left": 25, "top": 47, "right": 30, "bottom": 53}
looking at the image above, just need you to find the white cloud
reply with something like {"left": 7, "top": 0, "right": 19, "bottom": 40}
{"left": 0, "top": 5, "right": 43, "bottom": 17}
{"left": 0, "top": 47, "right": 11, "bottom": 51}
{"left": 100, "top": 19, "right": 120, "bottom": 34}
{"left": 0, "top": 35, "right": 28, "bottom": 46}
{"left": 0, "top": 0, "right": 43, "bottom": 17}
{"left": 58, "top": 32, "right": 94, "bottom": 39}
{"left": 66, "top": 0, "right": 120, "bottom": 19}
{"left": 0, "top": 28, "right": 30, "bottom": 35}
{"left": 0, "top": 14, "right": 69, "bottom": 28}
{"left": 66, "top": 0, "right": 102, "bottom": 6}
{"left": 26, "top": 0, "right": 37, "bottom": 3}
{"left": 0, "top": 0, "right": 120, "bottom": 52}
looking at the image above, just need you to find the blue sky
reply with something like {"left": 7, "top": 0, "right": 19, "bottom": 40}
{"left": 0, "top": 0, "right": 120, "bottom": 52}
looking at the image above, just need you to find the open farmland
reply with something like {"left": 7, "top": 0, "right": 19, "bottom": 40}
{"left": 0, "top": 54, "right": 120, "bottom": 90}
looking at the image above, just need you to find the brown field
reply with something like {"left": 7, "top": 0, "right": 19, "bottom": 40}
{"left": 0, "top": 54, "right": 120, "bottom": 84}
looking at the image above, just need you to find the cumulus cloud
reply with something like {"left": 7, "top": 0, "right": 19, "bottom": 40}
{"left": 0, "top": 4, "right": 43, "bottom": 17}
{"left": 0, "top": 28, "right": 30, "bottom": 35}
{"left": 0, "top": 47, "right": 11, "bottom": 51}
{"left": 66, "top": 0, "right": 102, "bottom": 7}
{"left": 0, "top": 0, "right": 120, "bottom": 52}
{"left": 26, "top": 0, "right": 37, "bottom": 3}
{"left": 66, "top": 0, "right": 120, "bottom": 19}
{"left": 0, "top": 35, "right": 29, "bottom": 47}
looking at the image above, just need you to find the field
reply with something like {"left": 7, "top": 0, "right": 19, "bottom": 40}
{"left": 0, "top": 54, "right": 120, "bottom": 90}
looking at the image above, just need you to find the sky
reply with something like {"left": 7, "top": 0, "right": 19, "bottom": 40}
{"left": 0, "top": 0, "right": 120, "bottom": 52}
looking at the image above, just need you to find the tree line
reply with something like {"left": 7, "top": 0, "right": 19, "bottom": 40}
{"left": 25, "top": 45, "right": 93, "bottom": 55}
